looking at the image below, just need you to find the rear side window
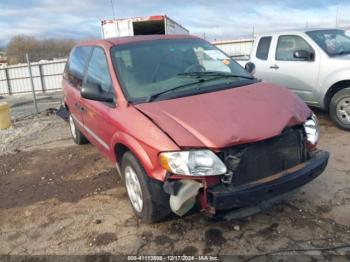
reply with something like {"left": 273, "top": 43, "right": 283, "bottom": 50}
{"left": 256, "top": 36, "right": 272, "bottom": 60}
{"left": 65, "top": 46, "right": 92, "bottom": 89}
{"left": 85, "top": 47, "right": 114, "bottom": 96}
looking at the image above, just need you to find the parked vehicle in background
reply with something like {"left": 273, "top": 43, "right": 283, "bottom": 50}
{"left": 237, "top": 29, "right": 350, "bottom": 130}
{"left": 63, "top": 34, "right": 329, "bottom": 223}
{"left": 101, "top": 15, "right": 189, "bottom": 39}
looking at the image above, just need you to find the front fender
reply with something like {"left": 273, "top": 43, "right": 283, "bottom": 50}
{"left": 110, "top": 131, "right": 168, "bottom": 181}
{"left": 320, "top": 68, "right": 350, "bottom": 108}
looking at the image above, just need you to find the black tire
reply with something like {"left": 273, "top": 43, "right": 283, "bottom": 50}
{"left": 329, "top": 88, "right": 350, "bottom": 131}
{"left": 121, "top": 151, "right": 170, "bottom": 223}
{"left": 68, "top": 113, "right": 89, "bottom": 145}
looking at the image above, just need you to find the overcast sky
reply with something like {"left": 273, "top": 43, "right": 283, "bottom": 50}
{"left": 0, "top": 0, "right": 349, "bottom": 46}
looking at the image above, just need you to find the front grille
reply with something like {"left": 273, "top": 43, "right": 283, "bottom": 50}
{"left": 218, "top": 127, "right": 307, "bottom": 186}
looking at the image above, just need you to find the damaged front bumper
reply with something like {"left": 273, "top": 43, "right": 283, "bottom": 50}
{"left": 206, "top": 150, "right": 329, "bottom": 210}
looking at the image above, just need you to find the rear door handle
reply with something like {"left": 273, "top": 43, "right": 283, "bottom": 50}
{"left": 270, "top": 64, "right": 279, "bottom": 69}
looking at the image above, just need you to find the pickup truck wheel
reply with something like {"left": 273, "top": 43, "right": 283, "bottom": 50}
{"left": 68, "top": 113, "right": 88, "bottom": 145}
{"left": 330, "top": 88, "right": 350, "bottom": 131}
{"left": 121, "top": 151, "right": 170, "bottom": 223}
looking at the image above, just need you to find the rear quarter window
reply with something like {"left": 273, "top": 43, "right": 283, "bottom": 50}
{"left": 64, "top": 46, "right": 92, "bottom": 89}
{"left": 256, "top": 36, "right": 272, "bottom": 60}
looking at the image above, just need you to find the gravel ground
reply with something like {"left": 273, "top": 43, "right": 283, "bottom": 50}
{"left": 0, "top": 110, "right": 349, "bottom": 259}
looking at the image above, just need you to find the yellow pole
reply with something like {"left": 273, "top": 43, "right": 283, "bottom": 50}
{"left": 0, "top": 102, "right": 11, "bottom": 130}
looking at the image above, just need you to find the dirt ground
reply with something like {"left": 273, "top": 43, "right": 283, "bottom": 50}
{"left": 0, "top": 110, "right": 349, "bottom": 259}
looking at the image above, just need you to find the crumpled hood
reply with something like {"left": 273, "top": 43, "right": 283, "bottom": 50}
{"left": 135, "top": 82, "right": 311, "bottom": 149}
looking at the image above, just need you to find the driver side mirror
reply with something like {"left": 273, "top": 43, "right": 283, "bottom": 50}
{"left": 81, "top": 82, "right": 114, "bottom": 104}
{"left": 293, "top": 50, "right": 314, "bottom": 61}
{"left": 245, "top": 62, "right": 256, "bottom": 75}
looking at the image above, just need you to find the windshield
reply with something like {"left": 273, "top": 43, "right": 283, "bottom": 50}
{"left": 306, "top": 29, "right": 350, "bottom": 56}
{"left": 111, "top": 39, "right": 254, "bottom": 103}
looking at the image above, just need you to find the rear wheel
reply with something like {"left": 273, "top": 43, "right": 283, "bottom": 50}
{"left": 330, "top": 88, "right": 350, "bottom": 131}
{"left": 68, "top": 113, "right": 88, "bottom": 145}
{"left": 121, "top": 151, "right": 170, "bottom": 223}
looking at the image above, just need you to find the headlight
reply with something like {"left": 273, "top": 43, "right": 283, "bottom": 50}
{"left": 159, "top": 150, "right": 227, "bottom": 176}
{"left": 304, "top": 113, "right": 319, "bottom": 145}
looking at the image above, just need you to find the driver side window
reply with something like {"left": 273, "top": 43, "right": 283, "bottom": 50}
{"left": 276, "top": 35, "right": 314, "bottom": 61}
{"left": 85, "top": 47, "right": 114, "bottom": 96}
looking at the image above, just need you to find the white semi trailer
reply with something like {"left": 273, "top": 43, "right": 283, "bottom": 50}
{"left": 101, "top": 15, "right": 189, "bottom": 39}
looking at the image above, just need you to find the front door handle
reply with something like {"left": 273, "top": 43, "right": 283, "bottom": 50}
{"left": 270, "top": 64, "right": 279, "bottom": 69}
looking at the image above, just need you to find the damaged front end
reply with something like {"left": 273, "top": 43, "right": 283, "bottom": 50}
{"left": 168, "top": 180, "right": 202, "bottom": 216}
{"left": 159, "top": 150, "right": 226, "bottom": 216}
{"left": 161, "top": 123, "right": 329, "bottom": 218}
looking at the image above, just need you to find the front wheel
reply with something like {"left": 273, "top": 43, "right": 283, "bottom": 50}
{"left": 330, "top": 88, "right": 350, "bottom": 131}
{"left": 121, "top": 151, "right": 170, "bottom": 223}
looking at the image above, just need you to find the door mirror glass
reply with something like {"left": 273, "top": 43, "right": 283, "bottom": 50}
{"left": 245, "top": 62, "right": 256, "bottom": 75}
{"left": 293, "top": 50, "right": 314, "bottom": 61}
{"left": 81, "top": 82, "right": 114, "bottom": 103}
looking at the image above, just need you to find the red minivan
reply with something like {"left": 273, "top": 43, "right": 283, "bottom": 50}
{"left": 63, "top": 34, "right": 329, "bottom": 223}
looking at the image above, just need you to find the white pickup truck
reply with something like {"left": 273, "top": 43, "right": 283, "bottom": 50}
{"left": 237, "top": 29, "right": 350, "bottom": 130}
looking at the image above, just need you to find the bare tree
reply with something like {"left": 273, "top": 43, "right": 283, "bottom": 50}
{"left": 6, "top": 35, "right": 76, "bottom": 65}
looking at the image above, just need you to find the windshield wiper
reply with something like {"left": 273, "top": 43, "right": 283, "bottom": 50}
{"left": 177, "top": 71, "right": 255, "bottom": 80}
{"left": 146, "top": 73, "right": 255, "bottom": 102}
{"left": 146, "top": 79, "right": 206, "bottom": 102}
{"left": 334, "top": 50, "right": 350, "bottom": 56}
